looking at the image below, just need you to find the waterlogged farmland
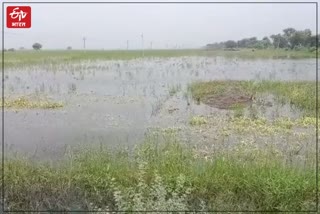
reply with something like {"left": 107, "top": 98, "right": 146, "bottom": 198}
{"left": 2, "top": 51, "right": 318, "bottom": 211}
{"left": 4, "top": 56, "right": 315, "bottom": 156}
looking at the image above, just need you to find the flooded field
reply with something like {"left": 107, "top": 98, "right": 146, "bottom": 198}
{"left": 4, "top": 56, "right": 316, "bottom": 158}
{"left": 3, "top": 54, "right": 318, "bottom": 211}
{"left": 2, "top": 1, "right": 318, "bottom": 210}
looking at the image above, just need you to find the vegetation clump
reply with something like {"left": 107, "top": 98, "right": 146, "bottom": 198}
{"left": 189, "top": 116, "right": 208, "bottom": 126}
{"left": 3, "top": 96, "right": 63, "bottom": 109}
{"left": 190, "top": 80, "right": 315, "bottom": 116}
{"left": 227, "top": 116, "right": 301, "bottom": 136}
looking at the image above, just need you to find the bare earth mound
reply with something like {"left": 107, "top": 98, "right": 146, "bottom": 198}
{"left": 201, "top": 88, "right": 253, "bottom": 109}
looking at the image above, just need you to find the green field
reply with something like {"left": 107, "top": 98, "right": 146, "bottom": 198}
{"left": 1, "top": 48, "right": 317, "bottom": 68}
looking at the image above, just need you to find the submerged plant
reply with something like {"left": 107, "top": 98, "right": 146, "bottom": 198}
{"left": 168, "top": 85, "right": 182, "bottom": 96}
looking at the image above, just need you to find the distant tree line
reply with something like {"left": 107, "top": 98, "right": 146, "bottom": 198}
{"left": 3, "top": 43, "right": 74, "bottom": 51}
{"left": 206, "top": 28, "right": 319, "bottom": 50}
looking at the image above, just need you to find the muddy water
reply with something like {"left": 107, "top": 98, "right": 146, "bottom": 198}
{"left": 2, "top": 57, "right": 316, "bottom": 159}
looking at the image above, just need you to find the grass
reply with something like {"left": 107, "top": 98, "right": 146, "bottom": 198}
{"left": 189, "top": 80, "right": 251, "bottom": 101}
{"left": 226, "top": 116, "right": 316, "bottom": 136}
{"left": 189, "top": 116, "right": 208, "bottom": 126}
{"left": 230, "top": 103, "right": 245, "bottom": 118}
{"left": 1, "top": 48, "right": 317, "bottom": 68}
{"left": 1, "top": 49, "right": 204, "bottom": 68}
{"left": 189, "top": 80, "right": 316, "bottom": 116}
{"left": 4, "top": 132, "right": 316, "bottom": 212}
{"left": 3, "top": 96, "right": 63, "bottom": 109}
{"left": 207, "top": 48, "right": 318, "bottom": 59}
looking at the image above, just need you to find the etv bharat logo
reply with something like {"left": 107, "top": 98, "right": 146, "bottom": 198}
{"left": 7, "top": 6, "right": 31, "bottom": 28}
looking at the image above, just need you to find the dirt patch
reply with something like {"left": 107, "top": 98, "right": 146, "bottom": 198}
{"left": 201, "top": 89, "right": 254, "bottom": 109}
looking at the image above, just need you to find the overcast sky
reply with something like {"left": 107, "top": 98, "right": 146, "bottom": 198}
{"left": 1, "top": 0, "right": 318, "bottom": 50}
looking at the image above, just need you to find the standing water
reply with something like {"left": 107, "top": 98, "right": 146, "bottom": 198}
{"left": 3, "top": 56, "right": 316, "bottom": 159}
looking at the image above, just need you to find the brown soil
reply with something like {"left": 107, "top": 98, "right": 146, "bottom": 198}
{"left": 201, "top": 89, "right": 254, "bottom": 109}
